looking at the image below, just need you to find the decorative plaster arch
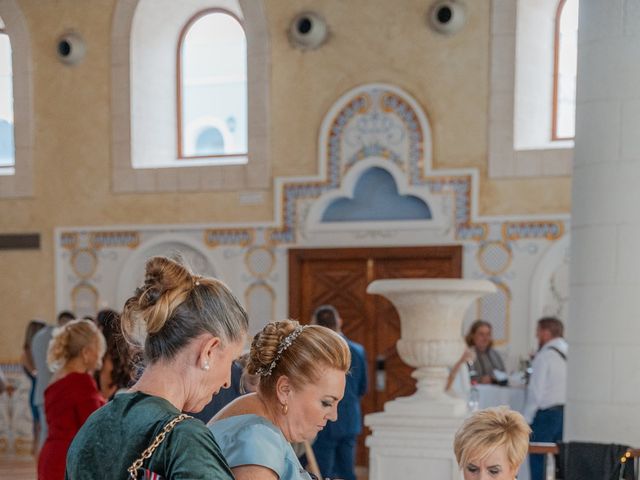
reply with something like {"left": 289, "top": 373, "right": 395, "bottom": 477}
{"left": 115, "top": 233, "right": 219, "bottom": 308}
{"left": 317, "top": 82, "right": 434, "bottom": 182}
{"left": 245, "top": 281, "right": 275, "bottom": 337}
{"left": 270, "top": 82, "right": 466, "bottom": 244}
{"left": 528, "top": 233, "right": 570, "bottom": 348}
{"left": 0, "top": 0, "right": 33, "bottom": 197}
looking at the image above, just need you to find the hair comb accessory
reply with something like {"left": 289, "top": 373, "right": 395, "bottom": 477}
{"left": 256, "top": 325, "right": 306, "bottom": 377}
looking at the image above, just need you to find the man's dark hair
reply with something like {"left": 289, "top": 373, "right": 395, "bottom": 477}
{"left": 312, "top": 305, "right": 340, "bottom": 331}
{"left": 57, "top": 310, "right": 75, "bottom": 325}
{"left": 537, "top": 316, "right": 564, "bottom": 338}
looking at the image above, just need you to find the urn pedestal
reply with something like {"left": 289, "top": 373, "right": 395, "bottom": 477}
{"left": 365, "top": 278, "right": 496, "bottom": 480}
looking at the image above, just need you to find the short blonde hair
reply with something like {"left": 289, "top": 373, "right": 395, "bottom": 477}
{"left": 247, "top": 320, "right": 351, "bottom": 398}
{"left": 47, "top": 319, "right": 106, "bottom": 372}
{"left": 453, "top": 407, "right": 531, "bottom": 471}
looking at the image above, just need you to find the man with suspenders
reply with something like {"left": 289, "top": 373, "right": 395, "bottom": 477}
{"left": 524, "top": 316, "right": 568, "bottom": 480}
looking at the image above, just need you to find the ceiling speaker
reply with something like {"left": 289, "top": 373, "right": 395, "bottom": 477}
{"left": 428, "top": 1, "right": 467, "bottom": 35}
{"left": 288, "top": 12, "right": 328, "bottom": 50}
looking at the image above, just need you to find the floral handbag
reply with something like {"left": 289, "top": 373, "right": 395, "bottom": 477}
{"left": 127, "top": 413, "right": 191, "bottom": 480}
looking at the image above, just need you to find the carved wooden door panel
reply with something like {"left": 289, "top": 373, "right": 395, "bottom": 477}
{"left": 288, "top": 246, "right": 462, "bottom": 467}
{"left": 298, "top": 258, "right": 371, "bottom": 350}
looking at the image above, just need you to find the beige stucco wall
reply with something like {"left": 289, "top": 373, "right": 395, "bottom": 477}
{"left": 0, "top": 0, "right": 570, "bottom": 360}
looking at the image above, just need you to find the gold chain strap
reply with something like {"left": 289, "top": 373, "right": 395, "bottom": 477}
{"left": 127, "top": 413, "right": 191, "bottom": 479}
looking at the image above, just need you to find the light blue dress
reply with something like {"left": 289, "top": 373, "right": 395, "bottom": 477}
{"left": 209, "top": 414, "right": 312, "bottom": 480}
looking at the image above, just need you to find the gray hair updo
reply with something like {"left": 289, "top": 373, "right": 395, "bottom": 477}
{"left": 122, "top": 256, "right": 248, "bottom": 363}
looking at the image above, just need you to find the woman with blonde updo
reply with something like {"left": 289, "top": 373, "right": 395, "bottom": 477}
{"left": 453, "top": 406, "right": 531, "bottom": 480}
{"left": 209, "top": 319, "right": 351, "bottom": 480}
{"left": 67, "top": 256, "right": 248, "bottom": 480}
{"left": 37, "top": 319, "right": 106, "bottom": 480}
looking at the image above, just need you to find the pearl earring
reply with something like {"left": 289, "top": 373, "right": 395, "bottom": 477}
{"left": 203, "top": 361, "right": 210, "bottom": 371}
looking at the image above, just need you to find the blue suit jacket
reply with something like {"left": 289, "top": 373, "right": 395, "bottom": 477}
{"left": 320, "top": 337, "right": 368, "bottom": 439}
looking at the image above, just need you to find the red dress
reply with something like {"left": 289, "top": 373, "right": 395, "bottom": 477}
{"left": 38, "top": 372, "right": 105, "bottom": 480}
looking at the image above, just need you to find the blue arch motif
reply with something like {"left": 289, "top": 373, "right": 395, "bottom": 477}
{"left": 322, "top": 167, "right": 432, "bottom": 222}
{"left": 268, "top": 85, "right": 489, "bottom": 244}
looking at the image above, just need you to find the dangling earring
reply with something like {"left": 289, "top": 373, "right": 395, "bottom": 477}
{"left": 202, "top": 361, "right": 210, "bottom": 371}
{"left": 282, "top": 403, "right": 288, "bottom": 415}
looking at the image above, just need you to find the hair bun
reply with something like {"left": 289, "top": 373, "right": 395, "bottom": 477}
{"left": 247, "top": 320, "right": 299, "bottom": 375}
{"left": 122, "top": 256, "right": 195, "bottom": 337}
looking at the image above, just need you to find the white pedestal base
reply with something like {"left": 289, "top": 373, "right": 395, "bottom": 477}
{"left": 384, "top": 394, "right": 468, "bottom": 417}
{"left": 365, "top": 407, "right": 464, "bottom": 480}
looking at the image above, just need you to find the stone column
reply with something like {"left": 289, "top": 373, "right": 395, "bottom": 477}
{"left": 566, "top": 0, "right": 640, "bottom": 444}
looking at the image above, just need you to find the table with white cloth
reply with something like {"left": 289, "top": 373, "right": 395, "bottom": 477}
{"left": 475, "top": 384, "right": 530, "bottom": 480}
{"left": 476, "top": 384, "right": 526, "bottom": 412}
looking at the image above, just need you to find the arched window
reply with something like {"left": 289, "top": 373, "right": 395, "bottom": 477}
{"left": 178, "top": 10, "right": 247, "bottom": 160}
{"left": 0, "top": 16, "right": 15, "bottom": 169}
{"left": 113, "top": 0, "right": 269, "bottom": 193}
{"left": 552, "top": 0, "right": 579, "bottom": 140}
{"left": 488, "top": 0, "right": 575, "bottom": 178}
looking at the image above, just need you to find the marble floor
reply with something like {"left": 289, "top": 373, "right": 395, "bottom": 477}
{"left": 0, "top": 455, "right": 36, "bottom": 480}
{"left": 0, "top": 455, "right": 368, "bottom": 480}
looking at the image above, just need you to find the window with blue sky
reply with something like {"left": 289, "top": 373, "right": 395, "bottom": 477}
{"left": 179, "top": 11, "right": 247, "bottom": 159}
{"left": 553, "top": 0, "right": 579, "bottom": 140}
{"left": 0, "top": 16, "right": 14, "bottom": 169}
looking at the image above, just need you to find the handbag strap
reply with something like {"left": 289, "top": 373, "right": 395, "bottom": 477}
{"left": 127, "top": 413, "right": 192, "bottom": 479}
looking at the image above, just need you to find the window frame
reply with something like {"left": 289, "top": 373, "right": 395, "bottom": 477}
{"left": 551, "top": 0, "right": 577, "bottom": 142}
{"left": 0, "top": 1, "right": 34, "bottom": 197}
{"left": 176, "top": 8, "right": 248, "bottom": 161}
{"left": 487, "top": 0, "right": 573, "bottom": 179}
{"left": 111, "top": 0, "right": 270, "bottom": 193}
{"left": 0, "top": 22, "right": 14, "bottom": 171}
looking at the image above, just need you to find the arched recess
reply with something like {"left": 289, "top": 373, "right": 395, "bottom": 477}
{"left": 0, "top": 0, "right": 33, "bottom": 198}
{"left": 111, "top": 0, "right": 269, "bottom": 193}
{"left": 245, "top": 282, "right": 275, "bottom": 338}
{"left": 529, "top": 233, "right": 570, "bottom": 349}
{"left": 115, "top": 234, "right": 218, "bottom": 309}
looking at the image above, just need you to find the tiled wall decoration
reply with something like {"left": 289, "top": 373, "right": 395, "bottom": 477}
{"left": 54, "top": 83, "right": 569, "bottom": 362}
{"left": 0, "top": 81, "right": 572, "bottom": 453}
{"left": 0, "top": 364, "right": 32, "bottom": 454}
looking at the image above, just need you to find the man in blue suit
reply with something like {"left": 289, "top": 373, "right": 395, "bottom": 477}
{"left": 312, "top": 305, "right": 368, "bottom": 480}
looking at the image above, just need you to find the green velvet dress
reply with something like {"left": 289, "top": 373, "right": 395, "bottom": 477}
{"left": 65, "top": 392, "right": 234, "bottom": 480}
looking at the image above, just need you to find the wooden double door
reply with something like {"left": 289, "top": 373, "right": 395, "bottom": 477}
{"left": 288, "top": 246, "right": 462, "bottom": 466}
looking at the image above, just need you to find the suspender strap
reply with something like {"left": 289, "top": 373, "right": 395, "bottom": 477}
{"left": 548, "top": 346, "right": 567, "bottom": 361}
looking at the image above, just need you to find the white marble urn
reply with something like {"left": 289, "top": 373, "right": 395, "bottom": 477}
{"left": 367, "top": 278, "right": 496, "bottom": 416}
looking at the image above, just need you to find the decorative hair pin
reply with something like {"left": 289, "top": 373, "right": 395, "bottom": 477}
{"left": 256, "top": 325, "right": 306, "bottom": 377}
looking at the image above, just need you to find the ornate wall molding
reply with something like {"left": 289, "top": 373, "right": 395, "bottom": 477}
{"left": 56, "top": 83, "right": 570, "bottom": 356}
